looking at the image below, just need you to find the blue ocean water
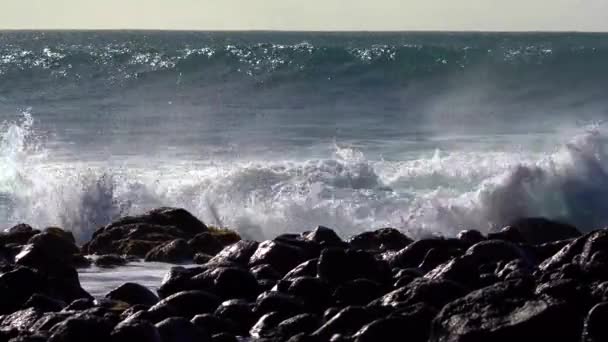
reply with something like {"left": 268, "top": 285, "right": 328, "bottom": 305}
{"left": 1, "top": 31, "right": 608, "bottom": 244}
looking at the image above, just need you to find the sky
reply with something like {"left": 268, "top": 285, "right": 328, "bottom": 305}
{"left": 1, "top": 0, "right": 607, "bottom": 31}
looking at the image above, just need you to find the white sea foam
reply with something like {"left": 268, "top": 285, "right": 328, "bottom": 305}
{"left": 1, "top": 112, "right": 607, "bottom": 244}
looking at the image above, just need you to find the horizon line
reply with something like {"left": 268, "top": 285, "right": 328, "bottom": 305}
{"left": 1, "top": 28, "right": 608, "bottom": 34}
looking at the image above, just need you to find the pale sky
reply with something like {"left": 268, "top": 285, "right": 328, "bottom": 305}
{"left": 1, "top": 0, "right": 607, "bottom": 31}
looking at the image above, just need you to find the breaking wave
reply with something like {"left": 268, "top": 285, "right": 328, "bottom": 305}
{"left": 2, "top": 111, "right": 608, "bottom": 243}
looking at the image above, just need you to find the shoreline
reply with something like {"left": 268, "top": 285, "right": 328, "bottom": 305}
{"left": 0, "top": 207, "right": 604, "bottom": 341}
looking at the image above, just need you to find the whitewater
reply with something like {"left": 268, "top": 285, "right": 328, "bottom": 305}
{"left": 1, "top": 31, "right": 608, "bottom": 246}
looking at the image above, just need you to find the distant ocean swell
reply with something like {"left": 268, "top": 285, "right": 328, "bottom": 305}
{"left": 2, "top": 111, "right": 608, "bottom": 244}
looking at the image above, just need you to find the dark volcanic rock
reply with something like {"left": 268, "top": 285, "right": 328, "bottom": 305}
{"left": 317, "top": 248, "right": 391, "bottom": 285}
{"left": 430, "top": 279, "right": 582, "bottom": 342}
{"left": 311, "top": 306, "right": 380, "bottom": 340}
{"left": 110, "top": 319, "right": 161, "bottom": 342}
{"left": 105, "top": 283, "right": 159, "bottom": 307}
{"left": 48, "top": 314, "right": 113, "bottom": 342}
{"left": 582, "top": 302, "right": 608, "bottom": 342}
{"left": 94, "top": 254, "right": 127, "bottom": 268}
{"left": 255, "top": 292, "right": 307, "bottom": 317}
{"left": 0, "top": 224, "right": 40, "bottom": 246}
{"left": 501, "top": 217, "right": 582, "bottom": 245}
{"left": 148, "top": 290, "right": 221, "bottom": 321}
{"left": 1, "top": 308, "right": 43, "bottom": 331}
{"left": 303, "top": 226, "right": 344, "bottom": 248}
{"left": 0, "top": 267, "right": 45, "bottom": 314}
{"left": 348, "top": 228, "right": 412, "bottom": 252}
{"left": 249, "top": 240, "right": 308, "bottom": 275}
{"left": 333, "top": 279, "right": 384, "bottom": 306}
{"left": 22, "top": 294, "right": 65, "bottom": 313}
{"left": 372, "top": 278, "right": 466, "bottom": 309}
{"left": 15, "top": 231, "right": 82, "bottom": 271}
{"left": 208, "top": 240, "right": 259, "bottom": 266}
{"left": 197, "top": 267, "right": 259, "bottom": 300}
{"left": 385, "top": 238, "right": 464, "bottom": 269}
{"left": 84, "top": 207, "right": 208, "bottom": 257}
{"left": 155, "top": 317, "right": 210, "bottom": 342}
{"left": 144, "top": 239, "right": 194, "bottom": 263}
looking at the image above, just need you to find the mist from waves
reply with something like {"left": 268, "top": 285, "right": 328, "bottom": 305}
{"left": 1, "top": 111, "right": 608, "bottom": 244}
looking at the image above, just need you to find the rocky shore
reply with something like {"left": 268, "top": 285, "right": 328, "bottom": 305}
{"left": 1, "top": 207, "right": 608, "bottom": 341}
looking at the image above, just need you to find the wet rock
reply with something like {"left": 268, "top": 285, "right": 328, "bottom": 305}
{"left": 318, "top": 248, "right": 391, "bottom": 285}
{"left": 84, "top": 207, "right": 208, "bottom": 256}
{"left": 211, "top": 332, "right": 238, "bottom": 342}
{"left": 255, "top": 292, "right": 307, "bottom": 317}
{"left": 348, "top": 228, "right": 412, "bottom": 252}
{"left": 250, "top": 312, "right": 285, "bottom": 339}
{"left": 191, "top": 314, "right": 237, "bottom": 336}
{"left": 148, "top": 290, "right": 221, "bottom": 321}
{"left": 276, "top": 313, "right": 320, "bottom": 338}
{"left": 105, "top": 283, "right": 159, "bottom": 307}
{"left": 43, "top": 228, "right": 75, "bottom": 245}
{"left": 193, "top": 253, "right": 213, "bottom": 264}
{"left": 311, "top": 306, "right": 379, "bottom": 340}
{"left": 352, "top": 317, "right": 410, "bottom": 342}
{"left": 303, "top": 226, "right": 344, "bottom": 248}
{"left": 155, "top": 317, "right": 210, "bottom": 342}
{"left": 48, "top": 314, "right": 113, "bottom": 342}
{"left": 251, "top": 264, "right": 281, "bottom": 281}
{"left": 371, "top": 278, "right": 467, "bottom": 309}
{"left": 465, "top": 240, "right": 533, "bottom": 265}
{"left": 62, "top": 298, "right": 94, "bottom": 312}
{"left": 1, "top": 308, "right": 43, "bottom": 331}
{"left": 22, "top": 294, "right": 65, "bottom": 312}
{"left": 385, "top": 238, "right": 464, "bottom": 269}
{"left": 144, "top": 239, "right": 194, "bottom": 263}
{"left": 283, "top": 259, "right": 318, "bottom": 280}
{"left": 0, "top": 267, "right": 45, "bottom": 314}
{"left": 157, "top": 266, "right": 206, "bottom": 299}
{"left": 195, "top": 267, "right": 259, "bottom": 300}
{"left": 333, "top": 279, "right": 383, "bottom": 306}
{"left": 208, "top": 240, "right": 259, "bottom": 266}
{"left": 582, "top": 302, "right": 608, "bottom": 342}
{"left": 0, "top": 224, "right": 40, "bottom": 246}
{"left": 286, "top": 277, "right": 332, "bottom": 312}
{"left": 94, "top": 255, "right": 127, "bottom": 268}
{"left": 15, "top": 231, "right": 81, "bottom": 271}
{"left": 249, "top": 240, "right": 308, "bottom": 275}
{"left": 110, "top": 319, "right": 161, "bottom": 342}
{"left": 502, "top": 217, "right": 582, "bottom": 245}
{"left": 188, "top": 233, "right": 225, "bottom": 256}
{"left": 213, "top": 299, "right": 255, "bottom": 335}
{"left": 430, "top": 279, "right": 581, "bottom": 342}
{"left": 456, "top": 230, "right": 485, "bottom": 245}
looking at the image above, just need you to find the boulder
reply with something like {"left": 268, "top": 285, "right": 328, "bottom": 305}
{"left": 105, "top": 283, "right": 159, "bottom": 307}
{"left": 214, "top": 299, "right": 255, "bottom": 336}
{"left": 348, "top": 228, "right": 412, "bottom": 252}
{"left": 94, "top": 255, "right": 127, "bottom": 268}
{"left": 303, "top": 226, "right": 344, "bottom": 247}
{"left": 84, "top": 207, "right": 208, "bottom": 256}
{"left": 582, "top": 302, "right": 608, "bottom": 342}
{"left": 110, "top": 319, "right": 161, "bottom": 342}
{"left": 208, "top": 240, "right": 259, "bottom": 266}
{"left": 22, "top": 294, "right": 66, "bottom": 313}
{"left": 333, "top": 279, "right": 383, "bottom": 306}
{"left": 48, "top": 314, "right": 114, "bottom": 342}
{"left": 0, "top": 224, "right": 40, "bottom": 246}
{"left": 249, "top": 240, "right": 308, "bottom": 275}
{"left": 500, "top": 217, "right": 582, "bottom": 245}
{"left": 311, "top": 306, "right": 380, "bottom": 340}
{"left": 385, "top": 238, "right": 464, "bottom": 269}
{"left": 148, "top": 290, "right": 221, "bottom": 321}
{"left": 0, "top": 267, "right": 45, "bottom": 314}
{"left": 144, "top": 239, "right": 194, "bottom": 263}
{"left": 317, "top": 248, "right": 391, "bottom": 285}
{"left": 371, "top": 278, "right": 467, "bottom": 309}
{"left": 155, "top": 317, "right": 210, "bottom": 342}
{"left": 429, "top": 279, "right": 582, "bottom": 342}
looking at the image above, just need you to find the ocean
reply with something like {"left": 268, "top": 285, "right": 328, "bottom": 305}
{"left": 1, "top": 30, "right": 608, "bottom": 257}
